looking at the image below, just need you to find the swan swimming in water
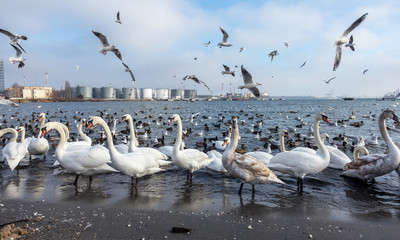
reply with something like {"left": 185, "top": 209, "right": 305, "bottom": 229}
{"left": 341, "top": 110, "right": 400, "bottom": 181}
{"left": 267, "top": 112, "right": 331, "bottom": 192}
{"left": 222, "top": 116, "right": 284, "bottom": 195}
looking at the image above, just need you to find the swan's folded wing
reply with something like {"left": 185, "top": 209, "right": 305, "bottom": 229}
{"left": 233, "top": 154, "right": 271, "bottom": 174}
{"left": 74, "top": 146, "right": 111, "bottom": 168}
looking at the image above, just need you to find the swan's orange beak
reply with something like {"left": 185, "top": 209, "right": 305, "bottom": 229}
{"left": 322, "top": 115, "right": 330, "bottom": 124}
{"left": 38, "top": 116, "right": 43, "bottom": 122}
{"left": 121, "top": 117, "right": 126, "bottom": 123}
{"left": 86, "top": 121, "right": 93, "bottom": 130}
{"left": 17, "top": 129, "right": 21, "bottom": 133}
{"left": 40, "top": 128, "right": 47, "bottom": 138}
{"left": 82, "top": 121, "right": 86, "bottom": 127}
{"left": 222, "top": 140, "right": 227, "bottom": 146}
{"left": 168, "top": 119, "right": 174, "bottom": 125}
{"left": 285, "top": 132, "right": 290, "bottom": 138}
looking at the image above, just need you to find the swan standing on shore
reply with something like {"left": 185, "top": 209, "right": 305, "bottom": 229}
{"left": 222, "top": 116, "right": 284, "bottom": 195}
{"left": 28, "top": 113, "right": 49, "bottom": 160}
{"left": 267, "top": 112, "right": 331, "bottom": 192}
{"left": 341, "top": 110, "right": 400, "bottom": 181}
{"left": 121, "top": 114, "right": 169, "bottom": 164}
{"left": 87, "top": 116, "right": 165, "bottom": 190}
{"left": 41, "top": 122, "right": 117, "bottom": 186}
{"left": 0, "top": 128, "right": 26, "bottom": 171}
{"left": 169, "top": 114, "right": 213, "bottom": 184}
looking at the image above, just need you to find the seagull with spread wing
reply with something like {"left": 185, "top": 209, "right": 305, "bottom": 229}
{"left": 324, "top": 77, "right": 336, "bottom": 84}
{"left": 268, "top": 50, "right": 279, "bottom": 61}
{"left": 122, "top": 62, "right": 135, "bottom": 82}
{"left": 221, "top": 65, "right": 235, "bottom": 77}
{"left": 333, "top": 13, "right": 368, "bottom": 71}
{"left": 9, "top": 43, "right": 25, "bottom": 68}
{"left": 0, "top": 95, "right": 18, "bottom": 107}
{"left": 115, "top": 11, "right": 122, "bottom": 24}
{"left": 183, "top": 75, "right": 211, "bottom": 93}
{"left": 0, "top": 28, "right": 27, "bottom": 53}
{"left": 92, "top": 30, "right": 123, "bottom": 61}
{"left": 238, "top": 65, "right": 261, "bottom": 97}
{"left": 217, "top": 26, "right": 232, "bottom": 48}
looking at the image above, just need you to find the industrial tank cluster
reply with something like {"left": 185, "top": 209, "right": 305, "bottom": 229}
{"left": 70, "top": 86, "right": 197, "bottom": 100}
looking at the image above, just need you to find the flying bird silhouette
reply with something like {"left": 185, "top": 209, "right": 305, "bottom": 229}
{"left": 0, "top": 28, "right": 27, "bottom": 53}
{"left": 221, "top": 65, "right": 235, "bottom": 77}
{"left": 9, "top": 43, "right": 25, "bottom": 68}
{"left": 284, "top": 42, "right": 291, "bottom": 48}
{"left": 300, "top": 61, "right": 307, "bottom": 68}
{"left": 92, "top": 30, "right": 123, "bottom": 60}
{"left": 333, "top": 13, "right": 368, "bottom": 71}
{"left": 238, "top": 65, "right": 261, "bottom": 97}
{"left": 363, "top": 69, "right": 369, "bottom": 75}
{"left": 122, "top": 62, "right": 135, "bottom": 82}
{"left": 115, "top": 11, "right": 122, "bottom": 24}
{"left": 268, "top": 50, "right": 279, "bottom": 61}
{"left": 217, "top": 26, "right": 232, "bottom": 48}
{"left": 324, "top": 77, "right": 336, "bottom": 84}
{"left": 183, "top": 75, "right": 211, "bottom": 93}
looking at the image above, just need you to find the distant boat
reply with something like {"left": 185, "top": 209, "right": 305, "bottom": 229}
{"left": 382, "top": 89, "right": 400, "bottom": 100}
{"left": 343, "top": 97, "right": 354, "bottom": 100}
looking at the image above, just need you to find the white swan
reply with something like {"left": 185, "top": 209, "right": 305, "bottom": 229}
{"left": 16, "top": 126, "right": 32, "bottom": 154}
{"left": 121, "top": 114, "right": 169, "bottom": 165}
{"left": 87, "top": 116, "right": 165, "bottom": 189}
{"left": 206, "top": 137, "right": 229, "bottom": 173}
{"left": 222, "top": 116, "right": 284, "bottom": 195}
{"left": 267, "top": 112, "right": 331, "bottom": 192}
{"left": 27, "top": 112, "right": 49, "bottom": 160}
{"left": 41, "top": 121, "right": 117, "bottom": 186}
{"left": 169, "top": 114, "right": 213, "bottom": 183}
{"left": 320, "top": 133, "right": 351, "bottom": 170}
{"left": 341, "top": 110, "right": 400, "bottom": 180}
{"left": 0, "top": 128, "right": 26, "bottom": 170}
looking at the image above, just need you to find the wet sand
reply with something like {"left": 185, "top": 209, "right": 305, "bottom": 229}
{"left": 1, "top": 197, "right": 399, "bottom": 239}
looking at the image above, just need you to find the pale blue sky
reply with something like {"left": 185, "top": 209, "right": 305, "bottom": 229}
{"left": 1, "top": 0, "right": 399, "bottom": 98}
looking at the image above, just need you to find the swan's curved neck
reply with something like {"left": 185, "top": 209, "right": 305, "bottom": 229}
{"left": 20, "top": 128, "right": 25, "bottom": 143}
{"left": 127, "top": 117, "right": 137, "bottom": 151}
{"left": 77, "top": 121, "right": 91, "bottom": 144}
{"left": 313, "top": 117, "right": 328, "bottom": 156}
{"left": 279, "top": 132, "right": 286, "bottom": 152}
{"left": 173, "top": 117, "right": 183, "bottom": 155}
{"left": 0, "top": 128, "right": 18, "bottom": 142}
{"left": 96, "top": 118, "right": 118, "bottom": 155}
{"left": 379, "top": 115, "right": 397, "bottom": 152}
{"left": 38, "top": 114, "right": 46, "bottom": 138}
{"left": 50, "top": 124, "right": 67, "bottom": 153}
{"left": 223, "top": 121, "right": 239, "bottom": 162}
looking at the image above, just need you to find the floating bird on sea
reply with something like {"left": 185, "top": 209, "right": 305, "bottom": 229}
{"left": 92, "top": 30, "right": 123, "bottom": 60}
{"left": 122, "top": 62, "right": 135, "bottom": 82}
{"left": 217, "top": 26, "right": 232, "bottom": 48}
{"left": 238, "top": 65, "right": 261, "bottom": 97}
{"left": 300, "top": 61, "right": 306, "bottom": 68}
{"left": 268, "top": 50, "right": 279, "bottom": 61}
{"left": 9, "top": 43, "right": 25, "bottom": 68}
{"left": 221, "top": 64, "right": 235, "bottom": 77}
{"left": 0, "top": 28, "right": 27, "bottom": 53}
{"left": 183, "top": 75, "right": 211, "bottom": 93}
{"left": 333, "top": 13, "right": 368, "bottom": 71}
{"left": 239, "top": 46, "right": 245, "bottom": 53}
{"left": 363, "top": 69, "right": 369, "bottom": 75}
{"left": 115, "top": 11, "right": 122, "bottom": 24}
{"left": 324, "top": 77, "right": 336, "bottom": 84}
{"left": 284, "top": 42, "right": 291, "bottom": 48}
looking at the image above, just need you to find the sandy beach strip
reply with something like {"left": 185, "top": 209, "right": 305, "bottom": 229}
{"left": 1, "top": 198, "right": 399, "bottom": 239}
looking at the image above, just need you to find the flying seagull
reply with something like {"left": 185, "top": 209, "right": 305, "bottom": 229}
{"left": 204, "top": 41, "right": 210, "bottom": 48}
{"left": 363, "top": 69, "right": 368, "bottom": 75}
{"left": 221, "top": 65, "right": 235, "bottom": 77}
{"left": 239, "top": 46, "right": 245, "bottom": 53}
{"left": 75, "top": 65, "right": 80, "bottom": 71}
{"left": 268, "top": 50, "right": 279, "bottom": 61}
{"left": 333, "top": 13, "right": 368, "bottom": 71}
{"left": 0, "top": 95, "right": 18, "bottom": 107}
{"left": 238, "top": 65, "right": 261, "bottom": 97}
{"left": 183, "top": 75, "right": 211, "bottom": 93}
{"left": 9, "top": 43, "right": 25, "bottom": 68}
{"left": 217, "top": 26, "right": 232, "bottom": 48}
{"left": 115, "top": 11, "right": 122, "bottom": 24}
{"left": 324, "top": 77, "right": 336, "bottom": 84}
{"left": 284, "top": 42, "right": 291, "bottom": 48}
{"left": 0, "top": 28, "right": 27, "bottom": 53}
{"left": 122, "top": 62, "right": 135, "bottom": 82}
{"left": 92, "top": 30, "right": 123, "bottom": 61}
{"left": 300, "top": 61, "right": 307, "bottom": 68}
{"left": 345, "top": 35, "right": 355, "bottom": 51}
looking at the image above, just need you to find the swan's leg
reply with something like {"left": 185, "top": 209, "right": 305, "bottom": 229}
{"left": 89, "top": 176, "right": 93, "bottom": 185}
{"left": 238, "top": 183, "right": 244, "bottom": 195}
{"left": 43, "top": 154, "right": 46, "bottom": 160}
{"left": 73, "top": 174, "right": 80, "bottom": 186}
{"left": 190, "top": 172, "right": 193, "bottom": 184}
{"left": 252, "top": 184, "right": 255, "bottom": 195}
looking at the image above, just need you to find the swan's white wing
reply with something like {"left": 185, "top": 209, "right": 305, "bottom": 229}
{"left": 342, "top": 13, "right": 368, "bottom": 37}
{"left": 92, "top": 30, "right": 110, "bottom": 47}
{"left": 333, "top": 45, "right": 342, "bottom": 71}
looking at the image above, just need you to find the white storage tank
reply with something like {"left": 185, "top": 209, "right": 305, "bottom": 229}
{"left": 184, "top": 89, "right": 197, "bottom": 99}
{"left": 142, "top": 88, "right": 153, "bottom": 100}
{"left": 154, "top": 88, "right": 169, "bottom": 100}
{"left": 101, "top": 87, "right": 115, "bottom": 99}
{"left": 77, "top": 86, "right": 92, "bottom": 99}
{"left": 92, "top": 87, "right": 101, "bottom": 99}
{"left": 170, "top": 89, "right": 183, "bottom": 99}
{"left": 121, "top": 88, "right": 132, "bottom": 99}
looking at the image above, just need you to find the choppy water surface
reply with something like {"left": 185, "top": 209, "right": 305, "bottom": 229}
{"left": 1, "top": 99, "right": 400, "bottom": 218}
